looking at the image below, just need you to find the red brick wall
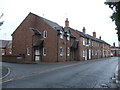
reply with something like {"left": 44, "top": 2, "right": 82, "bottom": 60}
{"left": 12, "top": 13, "right": 35, "bottom": 62}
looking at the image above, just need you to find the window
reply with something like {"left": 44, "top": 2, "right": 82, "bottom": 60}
{"left": 83, "top": 50, "right": 85, "bottom": 57}
{"left": 89, "top": 39, "right": 91, "bottom": 45}
{"left": 60, "top": 33, "right": 63, "bottom": 39}
{"left": 60, "top": 47, "right": 64, "bottom": 56}
{"left": 1, "top": 49, "right": 5, "bottom": 55}
{"left": 92, "top": 41, "right": 94, "bottom": 46}
{"left": 67, "top": 36, "right": 70, "bottom": 40}
{"left": 67, "top": 33, "right": 70, "bottom": 40}
{"left": 43, "top": 31, "right": 47, "bottom": 38}
{"left": 83, "top": 38, "right": 85, "bottom": 45}
{"left": 27, "top": 48, "right": 30, "bottom": 56}
{"left": 92, "top": 50, "right": 94, "bottom": 56}
{"left": 9, "top": 48, "right": 12, "bottom": 54}
{"left": 43, "top": 48, "right": 47, "bottom": 56}
{"left": 67, "top": 47, "right": 70, "bottom": 56}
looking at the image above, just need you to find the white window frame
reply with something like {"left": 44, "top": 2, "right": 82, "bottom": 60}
{"left": 27, "top": 48, "right": 30, "bottom": 56}
{"left": 60, "top": 47, "right": 63, "bottom": 56}
{"left": 67, "top": 33, "right": 70, "bottom": 40}
{"left": 60, "top": 33, "right": 63, "bottom": 39}
{"left": 89, "top": 39, "right": 91, "bottom": 45}
{"left": 67, "top": 35, "right": 70, "bottom": 40}
{"left": 83, "top": 38, "right": 85, "bottom": 45}
{"left": 9, "top": 48, "right": 12, "bottom": 54}
{"left": 43, "top": 48, "right": 47, "bottom": 56}
{"left": 67, "top": 47, "right": 70, "bottom": 56}
{"left": 83, "top": 50, "right": 85, "bottom": 57}
{"left": 89, "top": 49, "right": 91, "bottom": 59}
{"left": 43, "top": 31, "right": 47, "bottom": 38}
{"left": 92, "top": 49, "right": 94, "bottom": 56}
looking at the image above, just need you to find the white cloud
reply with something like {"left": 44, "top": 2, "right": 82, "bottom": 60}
{"left": 0, "top": 0, "right": 118, "bottom": 46}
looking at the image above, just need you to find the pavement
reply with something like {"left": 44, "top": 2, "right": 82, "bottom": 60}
{"left": 1, "top": 57, "right": 119, "bottom": 88}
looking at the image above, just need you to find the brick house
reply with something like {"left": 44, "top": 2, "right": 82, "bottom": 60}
{"left": 111, "top": 43, "right": 120, "bottom": 56}
{"left": 64, "top": 19, "right": 111, "bottom": 61}
{"left": 12, "top": 13, "right": 76, "bottom": 62}
{"left": 0, "top": 40, "right": 12, "bottom": 55}
{"left": 11, "top": 13, "right": 111, "bottom": 63}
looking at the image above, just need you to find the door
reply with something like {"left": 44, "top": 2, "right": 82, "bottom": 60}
{"left": 34, "top": 48, "right": 41, "bottom": 62}
{"left": 85, "top": 50, "right": 87, "bottom": 60}
{"left": 89, "top": 49, "right": 91, "bottom": 59}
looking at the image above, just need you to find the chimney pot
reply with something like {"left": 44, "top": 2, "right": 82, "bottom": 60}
{"left": 113, "top": 42, "right": 115, "bottom": 47}
{"left": 93, "top": 32, "right": 96, "bottom": 38}
{"left": 82, "top": 27, "right": 86, "bottom": 33}
{"left": 99, "top": 36, "right": 101, "bottom": 40}
{"left": 65, "top": 18, "right": 69, "bottom": 27}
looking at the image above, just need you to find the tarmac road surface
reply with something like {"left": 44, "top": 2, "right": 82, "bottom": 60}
{"left": 2, "top": 57, "right": 118, "bottom": 88}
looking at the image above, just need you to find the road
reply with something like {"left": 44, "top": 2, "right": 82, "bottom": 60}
{"left": 2, "top": 57, "right": 119, "bottom": 88}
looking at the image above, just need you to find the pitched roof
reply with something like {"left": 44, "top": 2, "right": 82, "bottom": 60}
{"left": 74, "top": 30, "right": 110, "bottom": 45}
{"left": 0, "top": 40, "right": 12, "bottom": 49}
{"left": 31, "top": 13, "right": 63, "bottom": 31}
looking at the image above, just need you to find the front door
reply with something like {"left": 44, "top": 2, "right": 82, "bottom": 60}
{"left": 34, "top": 48, "right": 41, "bottom": 62}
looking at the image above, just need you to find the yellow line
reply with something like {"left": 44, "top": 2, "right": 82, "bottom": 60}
{"left": 2, "top": 62, "right": 80, "bottom": 84}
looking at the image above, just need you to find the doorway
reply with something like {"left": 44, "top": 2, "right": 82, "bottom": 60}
{"left": 34, "top": 47, "right": 41, "bottom": 62}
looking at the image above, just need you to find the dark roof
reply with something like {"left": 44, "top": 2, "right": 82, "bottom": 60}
{"left": 33, "top": 38, "right": 44, "bottom": 47}
{"left": 0, "top": 40, "right": 12, "bottom": 49}
{"left": 30, "top": 28, "right": 41, "bottom": 35}
{"left": 31, "top": 13, "right": 63, "bottom": 31}
{"left": 74, "top": 30, "right": 110, "bottom": 45}
{"left": 42, "top": 18, "right": 63, "bottom": 30}
{"left": 75, "top": 30, "right": 86, "bottom": 37}
{"left": 64, "top": 28, "right": 76, "bottom": 38}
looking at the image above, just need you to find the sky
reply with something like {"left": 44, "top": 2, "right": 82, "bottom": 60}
{"left": 0, "top": 0, "right": 119, "bottom": 46}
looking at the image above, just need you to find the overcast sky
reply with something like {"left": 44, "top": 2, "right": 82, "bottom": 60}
{"left": 0, "top": 0, "right": 119, "bottom": 46}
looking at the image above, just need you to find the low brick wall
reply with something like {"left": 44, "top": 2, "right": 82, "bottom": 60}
{"left": 2, "top": 55, "right": 33, "bottom": 63}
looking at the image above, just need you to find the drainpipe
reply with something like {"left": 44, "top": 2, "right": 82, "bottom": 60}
{"left": 32, "top": 34, "right": 35, "bottom": 62}
{"left": 57, "top": 33, "right": 59, "bottom": 62}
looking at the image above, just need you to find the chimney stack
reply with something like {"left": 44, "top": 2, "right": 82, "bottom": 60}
{"left": 82, "top": 27, "right": 86, "bottom": 33}
{"left": 113, "top": 42, "right": 115, "bottom": 47}
{"left": 93, "top": 32, "right": 96, "bottom": 38}
{"left": 99, "top": 36, "right": 101, "bottom": 40}
{"left": 65, "top": 18, "right": 69, "bottom": 28}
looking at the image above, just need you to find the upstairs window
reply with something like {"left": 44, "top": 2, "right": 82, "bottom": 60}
{"left": 27, "top": 48, "right": 30, "bottom": 56}
{"left": 83, "top": 38, "right": 85, "bottom": 45}
{"left": 67, "top": 33, "right": 70, "bottom": 40}
{"left": 43, "top": 31, "right": 47, "bottom": 38}
{"left": 67, "top": 36, "right": 70, "bottom": 40}
{"left": 89, "top": 39, "right": 91, "bottom": 45}
{"left": 60, "top": 34, "right": 63, "bottom": 39}
{"left": 60, "top": 31, "right": 63, "bottom": 39}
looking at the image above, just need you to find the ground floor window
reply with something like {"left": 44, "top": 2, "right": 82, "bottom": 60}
{"left": 9, "top": 48, "right": 12, "bottom": 54}
{"left": 60, "top": 47, "right": 64, "bottom": 56}
{"left": 67, "top": 47, "right": 70, "bottom": 56}
{"left": 27, "top": 48, "right": 30, "bottom": 56}
{"left": 43, "top": 48, "right": 47, "bottom": 56}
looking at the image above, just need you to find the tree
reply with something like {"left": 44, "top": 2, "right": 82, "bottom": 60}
{"left": 0, "top": 13, "right": 4, "bottom": 28}
{"left": 104, "top": 1, "right": 120, "bottom": 41}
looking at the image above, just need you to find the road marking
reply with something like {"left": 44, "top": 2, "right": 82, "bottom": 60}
{"left": 0, "top": 67, "right": 11, "bottom": 79}
{"left": 2, "top": 62, "right": 81, "bottom": 84}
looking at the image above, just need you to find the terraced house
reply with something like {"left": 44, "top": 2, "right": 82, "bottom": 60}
{"left": 64, "top": 19, "right": 111, "bottom": 61}
{"left": 11, "top": 13, "right": 111, "bottom": 63}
